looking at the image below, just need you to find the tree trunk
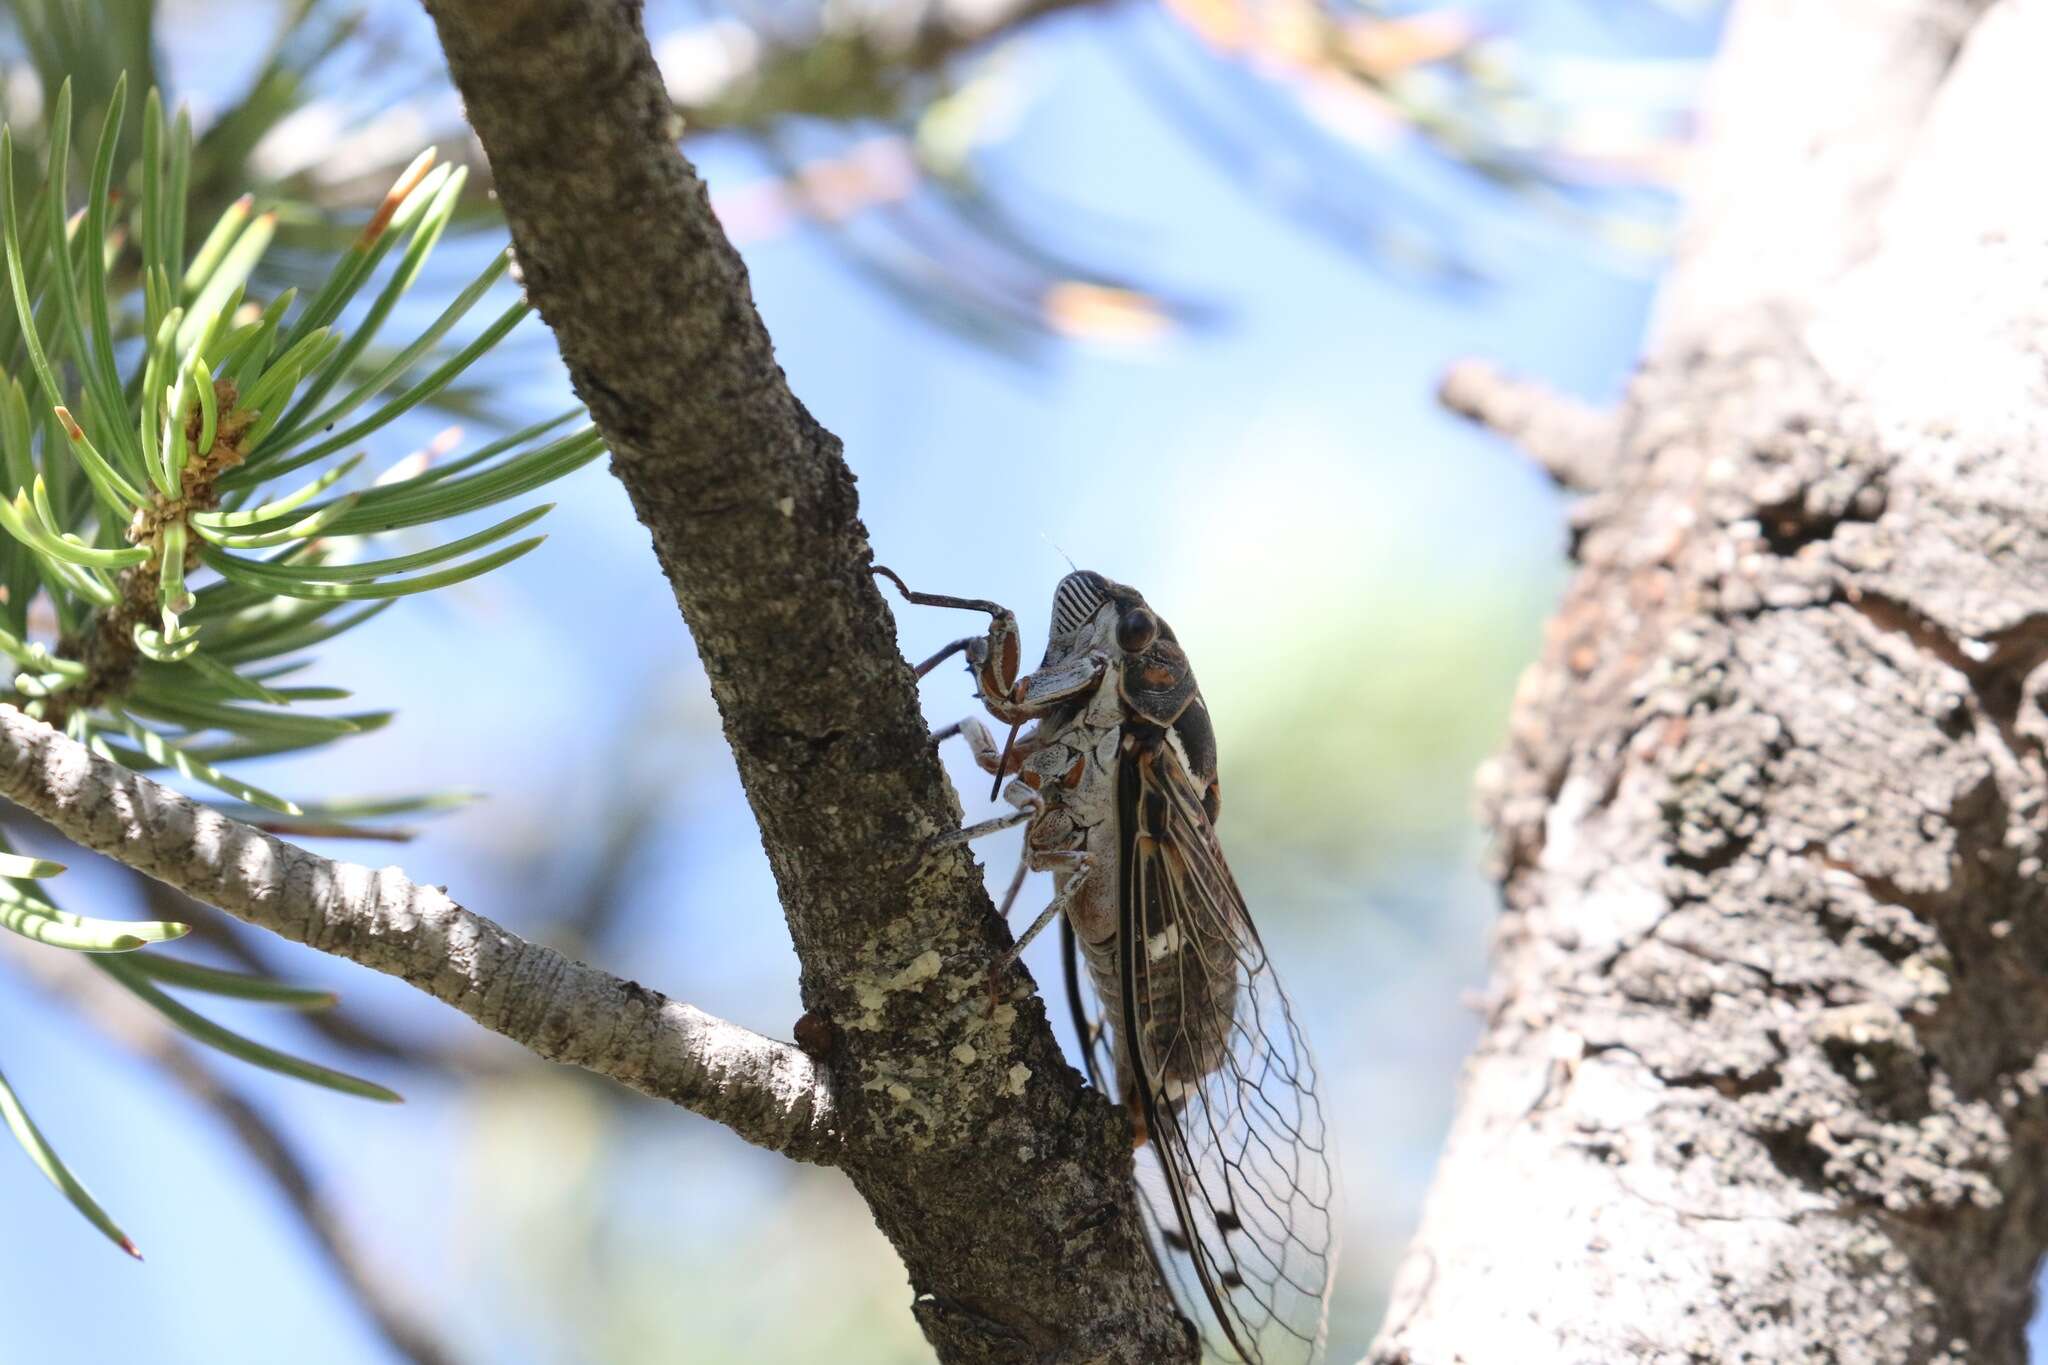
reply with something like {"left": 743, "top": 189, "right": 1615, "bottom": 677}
{"left": 1374, "top": 0, "right": 2048, "bottom": 1360}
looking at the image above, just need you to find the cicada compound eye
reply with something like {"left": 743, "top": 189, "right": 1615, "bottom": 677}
{"left": 1117, "top": 606, "right": 1159, "bottom": 653}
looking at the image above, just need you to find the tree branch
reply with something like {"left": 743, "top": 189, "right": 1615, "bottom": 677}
{"left": 671, "top": 0, "right": 1117, "bottom": 131}
{"left": 0, "top": 705, "right": 837, "bottom": 1164}
{"left": 127, "top": 872, "right": 522, "bottom": 1076}
{"left": 1437, "top": 358, "right": 1617, "bottom": 493}
{"left": 416, "top": 2, "right": 1189, "bottom": 1360}
{"left": 305, "top": 0, "right": 1119, "bottom": 209}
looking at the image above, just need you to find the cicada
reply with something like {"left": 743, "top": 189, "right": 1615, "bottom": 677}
{"left": 879, "top": 566, "right": 1339, "bottom": 1364}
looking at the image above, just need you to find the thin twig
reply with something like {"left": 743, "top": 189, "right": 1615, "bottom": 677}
{"left": 1439, "top": 358, "right": 1619, "bottom": 493}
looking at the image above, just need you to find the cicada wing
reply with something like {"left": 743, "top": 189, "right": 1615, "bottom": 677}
{"left": 1061, "top": 914, "right": 1109, "bottom": 1093}
{"left": 1062, "top": 915, "right": 1212, "bottom": 1339}
{"left": 1114, "top": 731, "right": 1340, "bottom": 1364}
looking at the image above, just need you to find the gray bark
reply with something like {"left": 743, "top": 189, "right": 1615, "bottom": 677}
{"left": 415, "top": 2, "right": 1191, "bottom": 1361}
{"left": 1376, "top": 0, "right": 2048, "bottom": 1360}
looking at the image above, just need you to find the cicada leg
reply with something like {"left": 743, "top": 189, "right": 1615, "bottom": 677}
{"left": 876, "top": 565, "right": 1108, "bottom": 732}
{"left": 899, "top": 765, "right": 1044, "bottom": 877}
{"left": 912, "top": 636, "right": 982, "bottom": 680}
{"left": 871, "top": 565, "right": 1012, "bottom": 622}
{"left": 992, "top": 850, "right": 1089, "bottom": 973}
{"left": 960, "top": 849, "right": 1091, "bottom": 1016}
{"left": 874, "top": 565, "right": 1025, "bottom": 710}
{"left": 994, "top": 847, "right": 1030, "bottom": 923}
{"left": 906, "top": 801, "right": 1036, "bottom": 876}
{"left": 932, "top": 716, "right": 1046, "bottom": 796}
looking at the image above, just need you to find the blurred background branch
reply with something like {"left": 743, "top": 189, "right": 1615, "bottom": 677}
{"left": 3, "top": 930, "right": 465, "bottom": 1365}
{"left": 0, "top": 0, "right": 1692, "bottom": 357}
{"left": 1438, "top": 356, "right": 1616, "bottom": 492}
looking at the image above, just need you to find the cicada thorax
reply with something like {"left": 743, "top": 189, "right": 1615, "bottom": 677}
{"left": 1007, "top": 665, "right": 1124, "bottom": 948}
{"left": 1114, "top": 612, "right": 1222, "bottom": 823}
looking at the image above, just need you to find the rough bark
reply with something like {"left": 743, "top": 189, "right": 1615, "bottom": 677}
{"left": 1376, "top": 0, "right": 2048, "bottom": 1360}
{"left": 416, "top": 2, "right": 1190, "bottom": 1361}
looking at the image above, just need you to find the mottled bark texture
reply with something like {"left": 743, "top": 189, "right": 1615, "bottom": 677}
{"left": 1377, "top": 0, "right": 2048, "bottom": 1360}
{"left": 417, "top": 2, "right": 1190, "bottom": 1361}
{"left": 0, "top": 707, "right": 834, "bottom": 1160}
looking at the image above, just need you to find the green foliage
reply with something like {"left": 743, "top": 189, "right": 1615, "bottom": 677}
{"left": 0, "top": 75, "right": 604, "bottom": 1253}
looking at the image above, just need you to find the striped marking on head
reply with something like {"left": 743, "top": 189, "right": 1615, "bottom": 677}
{"left": 1049, "top": 570, "right": 1110, "bottom": 639}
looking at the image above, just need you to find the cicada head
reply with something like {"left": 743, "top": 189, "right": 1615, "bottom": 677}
{"left": 1044, "top": 570, "right": 1160, "bottom": 662}
{"left": 1042, "top": 570, "right": 1208, "bottom": 780}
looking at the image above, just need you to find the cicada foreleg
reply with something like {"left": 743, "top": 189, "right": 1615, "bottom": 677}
{"left": 874, "top": 565, "right": 1027, "bottom": 712}
{"left": 876, "top": 564, "right": 1109, "bottom": 730}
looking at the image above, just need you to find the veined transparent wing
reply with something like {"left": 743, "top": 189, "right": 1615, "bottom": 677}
{"left": 1064, "top": 726, "right": 1338, "bottom": 1363}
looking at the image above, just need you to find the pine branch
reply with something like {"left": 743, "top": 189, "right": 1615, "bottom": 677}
{"left": 672, "top": 0, "right": 1117, "bottom": 130}
{"left": 0, "top": 702, "right": 838, "bottom": 1162}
